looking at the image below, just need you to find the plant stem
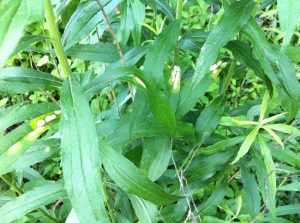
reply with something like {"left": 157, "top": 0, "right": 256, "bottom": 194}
{"left": 0, "top": 175, "right": 60, "bottom": 223}
{"left": 173, "top": 0, "right": 184, "bottom": 66}
{"left": 221, "top": 61, "right": 236, "bottom": 94}
{"left": 176, "top": 0, "right": 184, "bottom": 20}
{"left": 44, "top": 0, "right": 71, "bottom": 78}
{"left": 101, "top": 171, "right": 116, "bottom": 223}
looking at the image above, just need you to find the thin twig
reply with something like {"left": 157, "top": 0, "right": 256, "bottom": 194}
{"left": 95, "top": 0, "right": 135, "bottom": 103}
{"left": 171, "top": 147, "right": 202, "bottom": 223}
{"left": 95, "top": 0, "right": 125, "bottom": 65}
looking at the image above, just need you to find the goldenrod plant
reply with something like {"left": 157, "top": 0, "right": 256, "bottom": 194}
{"left": 0, "top": 0, "right": 299, "bottom": 222}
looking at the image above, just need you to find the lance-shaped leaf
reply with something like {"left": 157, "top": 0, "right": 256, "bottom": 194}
{"left": 277, "top": 0, "right": 300, "bottom": 46}
{"left": 0, "top": 123, "right": 34, "bottom": 155}
{"left": 129, "top": 195, "right": 157, "bottom": 223}
{"left": 196, "top": 136, "right": 244, "bottom": 155}
{"left": 60, "top": 77, "right": 109, "bottom": 222}
{"left": 65, "top": 43, "right": 120, "bottom": 63}
{"left": 241, "top": 160, "right": 261, "bottom": 218}
{"left": 85, "top": 67, "right": 177, "bottom": 130}
{"left": 278, "top": 182, "right": 300, "bottom": 191}
{"left": 0, "top": 102, "right": 59, "bottom": 133}
{"left": 195, "top": 95, "right": 226, "bottom": 142}
{"left": 258, "top": 135, "right": 276, "bottom": 217}
{"left": 177, "top": 0, "right": 255, "bottom": 116}
{"left": 99, "top": 140, "right": 181, "bottom": 205}
{"left": 143, "top": 20, "right": 180, "bottom": 86}
{"left": 0, "top": 0, "right": 44, "bottom": 67}
{"left": 243, "top": 19, "right": 300, "bottom": 110}
{"left": 62, "top": 0, "right": 123, "bottom": 49}
{"left": 231, "top": 128, "right": 259, "bottom": 164}
{"left": 0, "top": 125, "right": 48, "bottom": 176}
{"left": 141, "top": 137, "right": 172, "bottom": 181}
{"left": 0, "top": 181, "right": 66, "bottom": 223}
{"left": 226, "top": 40, "right": 273, "bottom": 94}
{"left": 0, "top": 67, "right": 62, "bottom": 93}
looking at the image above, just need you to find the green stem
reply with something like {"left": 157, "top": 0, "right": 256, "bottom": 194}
{"left": 173, "top": 0, "right": 183, "bottom": 65}
{"left": 44, "top": 0, "right": 71, "bottom": 78}
{"left": 0, "top": 175, "right": 60, "bottom": 223}
{"left": 176, "top": 0, "right": 184, "bottom": 19}
{"left": 221, "top": 61, "right": 236, "bottom": 94}
{"left": 101, "top": 172, "right": 116, "bottom": 223}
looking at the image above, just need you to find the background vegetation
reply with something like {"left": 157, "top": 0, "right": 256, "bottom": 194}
{"left": 0, "top": 0, "right": 299, "bottom": 222}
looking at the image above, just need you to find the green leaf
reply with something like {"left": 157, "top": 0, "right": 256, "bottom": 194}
{"left": 277, "top": 0, "right": 300, "bottom": 46}
{"left": 140, "top": 0, "right": 156, "bottom": 11}
{"left": 198, "top": 178, "right": 227, "bottom": 212}
{"left": 187, "top": 150, "right": 235, "bottom": 180}
{"left": 0, "top": 181, "right": 66, "bottom": 223}
{"left": 243, "top": 19, "right": 300, "bottom": 109}
{"left": 0, "top": 126, "right": 47, "bottom": 176}
{"left": 129, "top": 195, "right": 157, "bottom": 223}
{"left": 120, "top": 0, "right": 145, "bottom": 46}
{"left": 0, "top": 123, "right": 34, "bottom": 155}
{"left": 278, "top": 182, "right": 300, "bottom": 191}
{"left": 195, "top": 95, "right": 226, "bottom": 141}
{"left": 265, "top": 124, "right": 298, "bottom": 134}
{"left": 60, "top": 77, "right": 109, "bottom": 222}
{"left": 0, "top": 0, "right": 44, "bottom": 67}
{"left": 141, "top": 137, "right": 172, "bottom": 181}
{"left": 0, "top": 102, "right": 59, "bottom": 133}
{"left": 13, "top": 139, "right": 60, "bottom": 172}
{"left": 62, "top": 0, "right": 123, "bottom": 49}
{"left": 226, "top": 40, "right": 273, "bottom": 95}
{"left": 196, "top": 136, "right": 244, "bottom": 155}
{"left": 65, "top": 44, "right": 120, "bottom": 63}
{"left": 109, "top": 45, "right": 149, "bottom": 69}
{"left": 177, "top": 0, "right": 255, "bottom": 116}
{"left": 12, "top": 35, "right": 48, "bottom": 56}
{"left": 258, "top": 136, "right": 276, "bottom": 214}
{"left": 231, "top": 128, "right": 259, "bottom": 164}
{"left": 156, "top": 0, "right": 175, "bottom": 21}
{"left": 285, "top": 45, "right": 300, "bottom": 63}
{"left": 276, "top": 204, "right": 300, "bottom": 216}
{"left": 97, "top": 116, "right": 193, "bottom": 153}
{"left": 143, "top": 20, "right": 181, "bottom": 85}
{"left": 241, "top": 160, "right": 261, "bottom": 218}
{"left": 252, "top": 149, "right": 276, "bottom": 217}
{"left": 99, "top": 140, "right": 181, "bottom": 205}
{"left": 272, "top": 149, "right": 300, "bottom": 167}
{"left": 0, "top": 67, "right": 62, "bottom": 93}
{"left": 85, "top": 67, "right": 177, "bottom": 130}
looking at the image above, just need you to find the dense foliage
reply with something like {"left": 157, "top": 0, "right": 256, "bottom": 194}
{"left": 0, "top": 0, "right": 300, "bottom": 222}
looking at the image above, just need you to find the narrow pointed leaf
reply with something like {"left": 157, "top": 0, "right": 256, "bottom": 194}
{"left": 85, "top": 67, "right": 177, "bottom": 130}
{"left": 62, "top": 0, "right": 123, "bottom": 49}
{"left": 60, "top": 77, "right": 109, "bottom": 222}
{"left": 277, "top": 0, "right": 300, "bottom": 46}
{"left": 143, "top": 20, "right": 180, "bottom": 85}
{"left": 231, "top": 128, "right": 259, "bottom": 164}
{"left": 0, "top": 67, "right": 62, "bottom": 93}
{"left": 129, "top": 195, "right": 157, "bottom": 223}
{"left": 0, "top": 102, "right": 59, "bottom": 133}
{"left": 0, "top": 181, "right": 66, "bottom": 223}
{"left": 177, "top": 0, "right": 255, "bottom": 116}
{"left": 0, "top": 126, "right": 47, "bottom": 176}
{"left": 241, "top": 160, "right": 261, "bottom": 218}
{"left": 99, "top": 140, "right": 181, "bottom": 205}
{"left": 0, "top": 0, "right": 44, "bottom": 66}
{"left": 243, "top": 19, "right": 300, "bottom": 109}
{"left": 65, "top": 44, "right": 120, "bottom": 63}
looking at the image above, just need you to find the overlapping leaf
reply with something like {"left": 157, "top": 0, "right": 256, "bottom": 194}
{"left": 60, "top": 77, "right": 109, "bottom": 222}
